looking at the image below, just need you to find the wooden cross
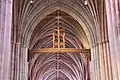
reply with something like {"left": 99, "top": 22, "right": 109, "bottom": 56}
{"left": 53, "top": 27, "right": 65, "bottom": 48}
{"left": 29, "top": 26, "right": 91, "bottom": 60}
{"left": 29, "top": 10, "right": 91, "bottom": 60}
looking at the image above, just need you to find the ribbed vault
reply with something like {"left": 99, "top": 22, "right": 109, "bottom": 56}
{"left": 28, "top": 10, "right": 89, "bottom": 80}
{"left": 12, "top": 0, "right": 104, "bottom": 80}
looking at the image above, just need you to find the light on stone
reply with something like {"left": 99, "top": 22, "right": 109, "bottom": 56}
{"left": 84, "top": 0, "right": 88, "bottom": 5}
{"left": 30, "top": 0, "right": 33, "bottom": 4}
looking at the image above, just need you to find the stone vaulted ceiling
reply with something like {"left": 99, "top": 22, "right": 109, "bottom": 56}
{"left": 28, "top": 9, "right": 89, "bottom": 80}
{"left": 12, "top": 0, "right": 104, "bottom": 80}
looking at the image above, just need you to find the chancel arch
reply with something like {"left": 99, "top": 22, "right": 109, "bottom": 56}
{"left": 12, "top": 0, "right": 103, "bottom": 80}
{"left": 28, "top": 10, "right": 91, "bottom": 80}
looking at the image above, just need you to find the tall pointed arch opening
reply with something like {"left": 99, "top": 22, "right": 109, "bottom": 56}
{"left": 28, "top": 10, "right": 91, "bottom": 80}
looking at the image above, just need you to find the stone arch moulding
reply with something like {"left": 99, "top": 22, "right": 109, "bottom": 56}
{"left": 19, "top": 1, "right": 100, "bottom": 80}
{"left": 21, "top": 2, "right": 97, "bottom": 48}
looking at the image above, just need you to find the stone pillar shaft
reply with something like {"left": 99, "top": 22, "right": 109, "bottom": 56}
{"left": 0, "top": 0, "right": 13, "bottom": 80}
{"left": 20, "top": 45, "right": 28, "bottom": 80}
{"left": 10, "top": 42, "right": 15, "bottom": 80}
{"left": 105, "top": 0, "right": 120, "bottom": 80}
{"left": 98, "top": 41, "right": 113, "bottom": 80}
{"left": 91, "top": 46, "right": 101, "bottom": 80}
{"left": 99, "top": 43, "right": 105, "bottom": 80}
{"left": 10, "top": 42, "right": 28, "bottom": 80}
{"left": 106, "top": 42, "right": 113, "bottom": 80}
{"left": 11, "top": 43, "right": 21, "bottom": 80}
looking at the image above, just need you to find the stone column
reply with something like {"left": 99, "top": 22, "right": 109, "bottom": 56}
{"left": 20, "top": 45, "right": 28, "bottom": 80}
{"left": 10, "top": 42, "right": 16, "bottom": 80}
{"left": 95, "top": 45, "right": 101, "bottom": 80}
{"left": 91, "top": 41, "right": 112, "bottom": 80}
{"left": 98, "top": 43, "right": 106, "bottom": 80}
{"left": 105, "top": 41, "right": 113, "bottom": 80}
{"left": 90, "top": 47, "right": 95, "bottom": 80}
{"left": 10, "top": 42, "right": 28, "bottom": 80}
{"left": 16, "top": 43, "right": 21, "bottom": 80}
{"left": 115, "top": 0, "right": 120, "bottom": 79}
{"left": 105, "top": 0, "right": 120, "bottom": 80}
{"left": 90, "top": 45, "right": 100, "bottom": 80}
{"left": 97, "top": 40, "right": 113, "bottom": 80}
{"left": 100, "top": 41, "right": 112, "bottom": 80}
{"left": 0, "top": 0, "right": 13, "bottom": 80}
{"left": 10, "top": 42, "right": 21, "bottom": 80}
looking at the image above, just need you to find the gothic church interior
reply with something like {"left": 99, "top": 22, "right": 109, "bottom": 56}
{"left": 0, "top": 0, "right": 120, "bottom": 80}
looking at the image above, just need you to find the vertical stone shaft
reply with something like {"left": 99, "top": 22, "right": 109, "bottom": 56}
{"left": 20, "top": 45, "right": 28, "bottom": 80}
{"left": 16, "top": 43, "right": 20, "bottom": 80}
{"left": 105, "top": 0, "right": 120, "bottom": 80}
{"left": 0, "top": 0, "right": 13, "bottom": 80}
{"left": 91, "top": 46, "right": 100, "bottom": 80}
{"left": 10, "top": 42, "right": 15, "bottom": 80}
